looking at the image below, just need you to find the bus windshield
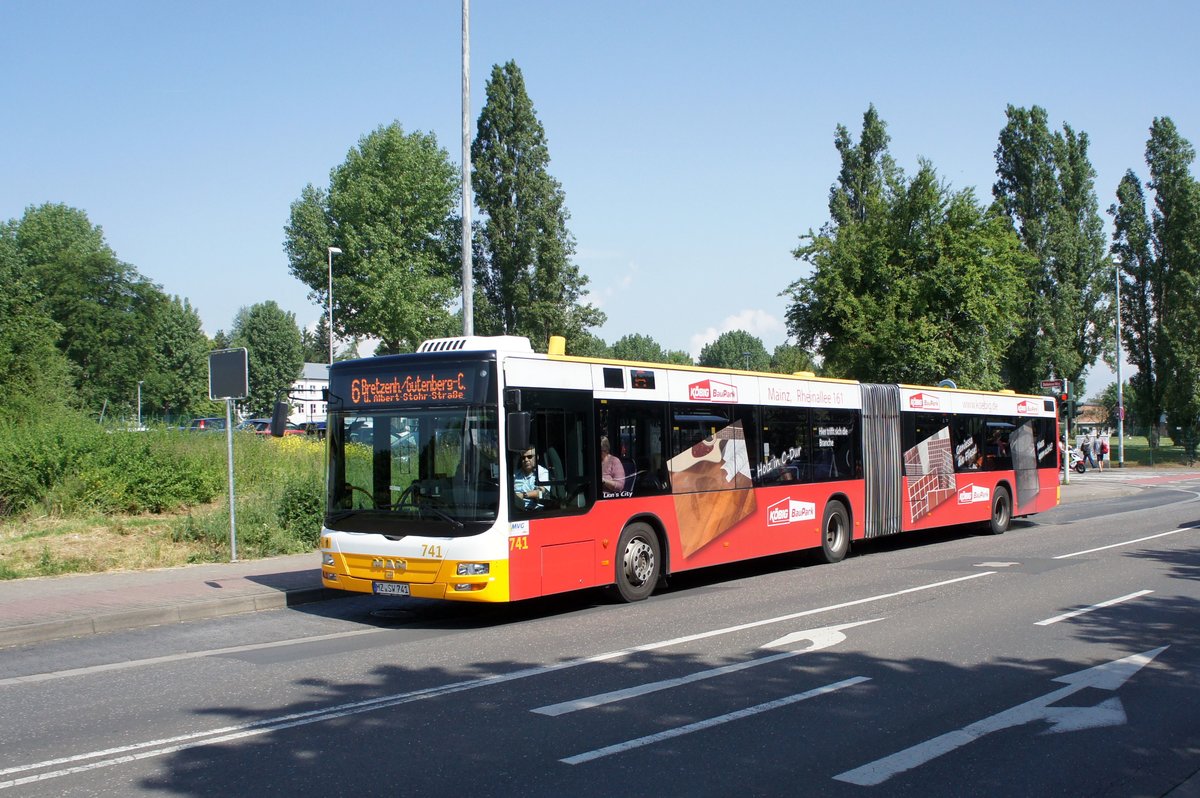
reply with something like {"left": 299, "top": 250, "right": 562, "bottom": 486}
{"left": 327, "top": 405, "right": 500, "bottom": 536}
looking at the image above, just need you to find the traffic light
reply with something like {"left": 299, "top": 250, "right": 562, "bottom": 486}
{"left": 1058, "top": 392, "right": 1072, "bottom": 420}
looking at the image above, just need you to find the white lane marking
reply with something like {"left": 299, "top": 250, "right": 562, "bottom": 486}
{"left": 534, "top": 619, "right": 883, "bottom": 716}
{"left": 561, "top": 677, "right": 871, "bottom": 765}
{"left": 1054, "top": 528, "right": 1193, "bottom": 559}
{"left": 1035, "top": 590, "right": 1154, "bottom": 626}
{"left": 0, "top": 629, "right": 384, "bottom": 688}
{"left": 835, "top": 647, "right": 1167, "bottom": 786}
{"left": 0, "top": 572, "right": 991, "bottom": 788}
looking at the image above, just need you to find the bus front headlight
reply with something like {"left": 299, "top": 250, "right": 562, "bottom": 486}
{"left": 456, "top": 563, "right": 490, "bottom": 576}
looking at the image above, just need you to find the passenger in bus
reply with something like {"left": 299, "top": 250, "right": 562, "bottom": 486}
{"left": 600, "top": 435, "right": 626, "bottom": 496}
{"left": 513, "top": 447, "right": 549, "bottom": 510}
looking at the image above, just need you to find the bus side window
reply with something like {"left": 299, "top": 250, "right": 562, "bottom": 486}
{"left": 598, "top": 400, "right": 670, "bottom": 497}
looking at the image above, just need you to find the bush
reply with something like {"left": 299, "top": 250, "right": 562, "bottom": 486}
{"left": 277, "top": 473, "right": 324, "bottom": 549}
{"left": 0, "top": 407, "right": 328, "bottom": 573}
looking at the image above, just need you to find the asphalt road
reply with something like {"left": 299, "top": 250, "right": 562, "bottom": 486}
{"left": 2, "top": 482, "right": 1198, "bottom": 797}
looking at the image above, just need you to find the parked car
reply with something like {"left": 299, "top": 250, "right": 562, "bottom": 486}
{"left": 187, "top": 417, "right": 226, "bottom": 431}
{"left": 301, "top": 421, "right": 326, "bottom": 440}
{"left": 236, "top": 418, "right": 305, "bottom": 436}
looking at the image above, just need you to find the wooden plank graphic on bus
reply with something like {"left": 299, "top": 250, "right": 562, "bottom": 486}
{"left": 668, "top": 415, "right": 755, "bottom": 557}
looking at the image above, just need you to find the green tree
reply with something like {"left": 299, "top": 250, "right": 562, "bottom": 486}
{"left": 144, "top": 297, "right": 213, "bottom": 422}
{"left": 785, "top": 109, "right": 1027, "bottom": 387}
{"left": 9, "top": 203, "right": 167, "bottom": 413}
{"left": 1091, "top": 381, "right": 1142, "bottom": 435}
{"left": 663, "top": 350, "right": 693, "bottom": 366}
{"left": 299, "top": 315, "right": 357, "bottom": 364}
{"left": 769, "top": 343, "right": 816, "bottom": 375}
{"left": 993, "top": 105, "right": 1112, "bottom": 393}
{"left": 285, "top": 123, "right": 461, "bottom": 354}
{"left": 471, "top": 61, "right": 604, "bottom": 346}
{"left": 1109, "top": 170, "right": 1165, "bottom": 446}
{"left": 0, "top": 231, "right": 71, "bottom": 416}
{"left": 698, "top": 330, "right": 770, "bottom": 371}
{"left": 611, "top": 333, "right": 668, "bottom": 363}
{"left": 300, "top": 316, "right": 329, "bottom": 364}
{"left": 1145, "top": 118, "right": 1200, "bottom": 458}
{"left": 230, "top": 302, "right": 304, "bottom": 417}
{"left": 568, "top": 332, "right": 610, "bottom": 358}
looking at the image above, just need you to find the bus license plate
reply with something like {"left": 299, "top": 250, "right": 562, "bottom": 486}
{"left": 372, "top": 581, "right": 410, "bottom": 596}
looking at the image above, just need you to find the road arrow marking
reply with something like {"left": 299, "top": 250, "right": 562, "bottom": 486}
{"left": 762, "top": 618, "right": 884, "bottom": 650}
{"left": 534, "top": 619, "right": 883, "bottom": 717}
{"left": 974, "top": 561, "right": 1020, "bottom": 568}
{"left": 834, "top": 646, "right": 1168, "bottom": 786}
{"left": 1041, "top": 696, "right": 1126, "bottom": 733}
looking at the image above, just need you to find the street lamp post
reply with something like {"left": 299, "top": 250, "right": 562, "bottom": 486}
{"left": 327, "top": 246, "right": 342, "bottom": 365}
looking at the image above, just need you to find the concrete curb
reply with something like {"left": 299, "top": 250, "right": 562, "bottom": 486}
{"left": 0, "top": 586, "right": 342, "bottom": 649}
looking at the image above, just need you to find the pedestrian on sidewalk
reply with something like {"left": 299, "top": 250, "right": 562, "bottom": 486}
{"left": 1080, "top": 431, "right": 1096, "bottom": 469}
{"left": 1097, "top": 432, "right": 1109, "bottom": 472}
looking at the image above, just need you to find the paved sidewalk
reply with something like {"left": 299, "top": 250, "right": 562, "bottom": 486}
{"left": 1, "top": 469, "right": 1193, "bottom": 650}
{"left": 0, "top": 552, "right": 337, "bottom": 649}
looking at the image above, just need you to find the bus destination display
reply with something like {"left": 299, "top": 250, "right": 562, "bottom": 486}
{"left": 333, "top": 365, "right": 488, "bottom": 408}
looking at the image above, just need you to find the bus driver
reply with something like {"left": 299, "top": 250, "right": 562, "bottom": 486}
{"left": 514, "top": 447, "right": 549, "bottom": 510}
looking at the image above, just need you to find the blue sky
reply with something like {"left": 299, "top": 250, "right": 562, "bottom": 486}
{"left": 4, "top": 1, "right": 1197, "bottom": 399}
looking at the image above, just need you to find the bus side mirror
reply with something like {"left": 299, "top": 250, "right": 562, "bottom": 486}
{"left": 507, "top": 411, "right": 531, "bottom": 453}
{"left": 270, "top": 401, "right": 290, "bottom": 438}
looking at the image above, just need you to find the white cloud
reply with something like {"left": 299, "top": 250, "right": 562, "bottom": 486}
{"left": 688, "top": 309, "right": 787, "bottom": 360}
{"left": 589, "top": 260, "right": 638, "bottom": 309}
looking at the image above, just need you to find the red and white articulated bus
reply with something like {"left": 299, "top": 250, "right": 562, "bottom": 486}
{"left": 319, "top": 335, "right": 1060, "bottom": 602}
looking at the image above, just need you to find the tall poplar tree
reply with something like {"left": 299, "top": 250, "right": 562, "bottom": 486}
{"left": 993, "top": 105, "right": 1111, "bottom": 393}
{"left": 1109, "top": 118, "right": 1200, "bottom": 459}
{"left": 1146, "top": 119, "right": 1200, "bottom": 457}
{"left": 471, "top": 61, "right": 604, "bottom": 349}
{"left": 1109, "top": 171, "right": 1163, "bottom": 446}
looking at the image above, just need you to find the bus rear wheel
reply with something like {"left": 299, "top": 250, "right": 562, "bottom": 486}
{"left": 819, "top": 500, "right": 851, "bottom": 564}
{"left": 987, "top": 486, "right": 1011, "bottom": 535}
{"left": 613, "top": 522, "right": 660, "bottom": 602}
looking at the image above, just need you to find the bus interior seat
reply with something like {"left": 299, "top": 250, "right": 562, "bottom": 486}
{"left": 616, "top": 457, "right": 634, "bottom": 492}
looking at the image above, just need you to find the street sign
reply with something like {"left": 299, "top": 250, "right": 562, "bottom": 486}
{"left": 209, "top": 348, "right": 248, "bottom": 400}
{"left": 1041, "top": 379, "right": 1063, "bottom": 391}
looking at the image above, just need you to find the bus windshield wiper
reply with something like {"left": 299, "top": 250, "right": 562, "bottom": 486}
{"left": 418, "top": 501, "right": 464, "bottom": 529}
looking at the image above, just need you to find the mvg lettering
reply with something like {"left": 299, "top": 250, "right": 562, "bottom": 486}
{"left": 957, "top": 484, "right": 990, "bottom": 505}
{"left": 767, "top": 497, "right": 817, "bottom": 526}
{"left": 689, "top": 379, "right": 738, "bottom": 403}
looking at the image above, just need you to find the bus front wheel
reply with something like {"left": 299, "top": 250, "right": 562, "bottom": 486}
{"left": 612, "top": 522, "right": 660, "bottom": 602}
{"left": 819, "top": 500, "right": 851, "bottom": 564}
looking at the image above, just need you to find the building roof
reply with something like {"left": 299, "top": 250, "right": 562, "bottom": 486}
{"left": 301, "top": 363, "right": 330, "bottom": 381}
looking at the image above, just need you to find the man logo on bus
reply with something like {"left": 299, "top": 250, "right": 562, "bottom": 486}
{"left": 1016, "top": 399, "right": 1040, "bottom": 415}
{"left": 689, "top": 379, "right": 738, "bottom": 403}
{"left": 909, "top": 392, "right": 942, "bottom": 410}
{"left": 767, "top": 497, "right": 817, "bottom": 526}
{"left": 957, "top": 484, "right": 991, "bottom": 505}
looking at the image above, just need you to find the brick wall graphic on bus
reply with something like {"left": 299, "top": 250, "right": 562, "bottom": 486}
{"left": 669, "top": 419, "right": 755, "bottom": 557}
{"left": 904, "top": 426, "right": 957, "bottom": 523}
